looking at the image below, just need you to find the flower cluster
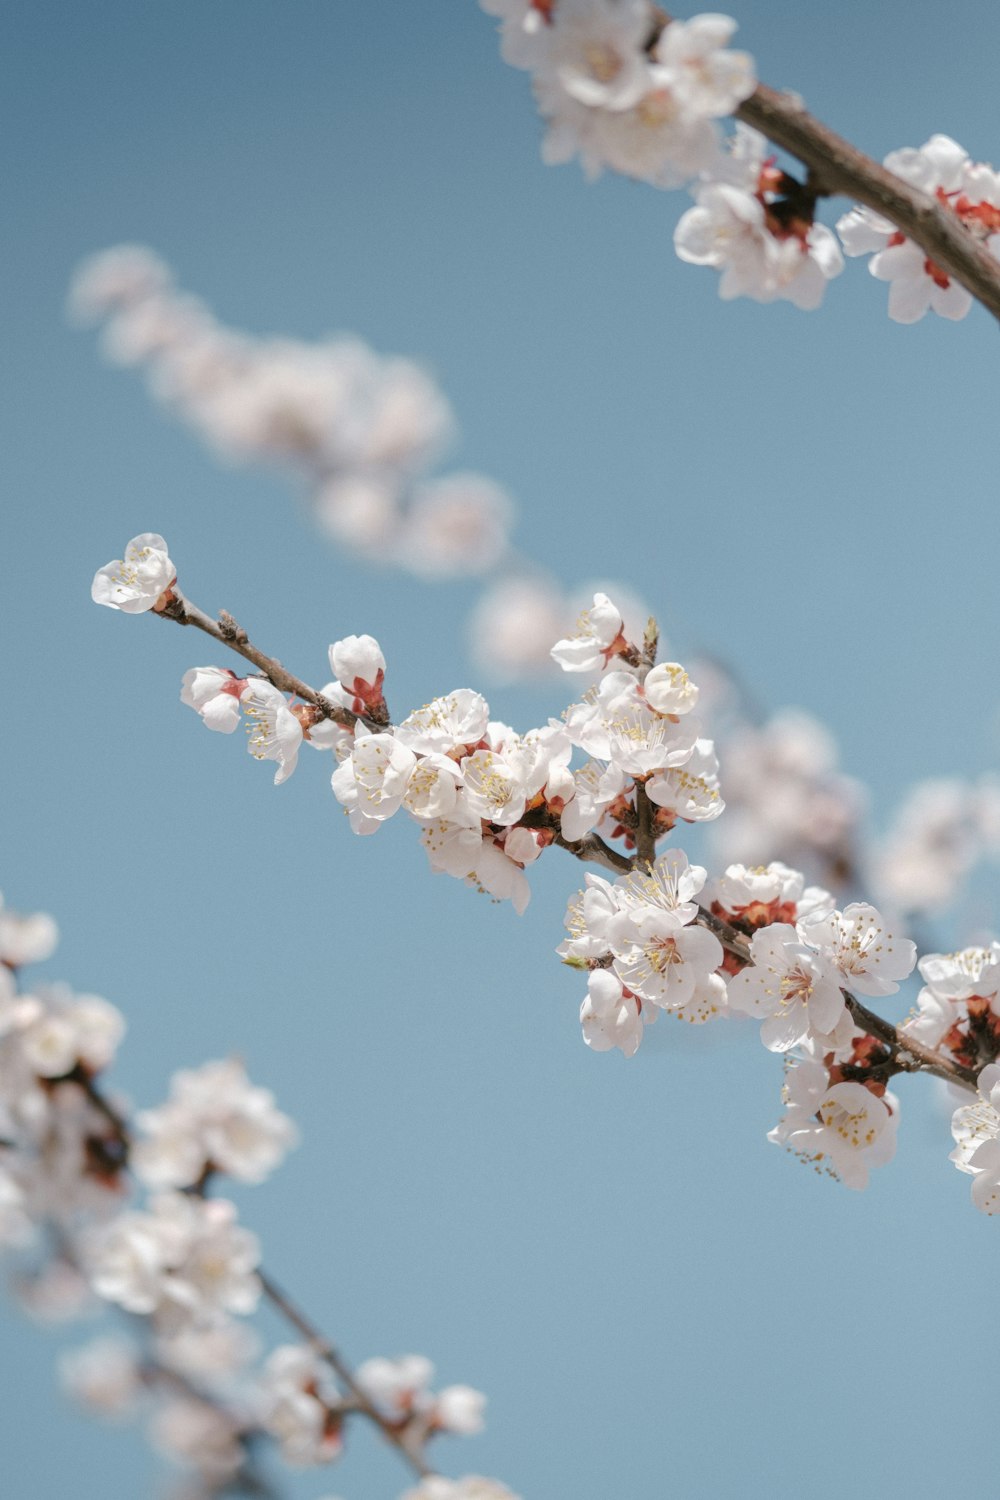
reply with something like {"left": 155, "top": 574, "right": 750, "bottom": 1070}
{"left": 905, "top": 944, "right": 1000, "bottom": 1075}
{"left": 675, "top": 123, "right": 844, "bottom": 309}
{"left": 485, "top": 5, "right": 849, "bottom": 307}
{"left": 94, "top": 536, "right": 719, "bottom": 919}
{"left": 485, "top": 2, "right": 755, "bottom": 187}
{"left": 488, "top": 9, "right": 1000, "bottom": 320}
{"left": 0, "top": 891, "right": 498, "bottom": 1497}
{"left": 96, "top": 534, "right": 1000, "bottom": 1214}
{"left": 132, "top": 1058, "right": 299, "bottom": 1190}
{"left": 838, "top": 134, "right": 1000, "bottom": 322}
{"left": 70, "top": 246, "right": 516, "bottom": 578}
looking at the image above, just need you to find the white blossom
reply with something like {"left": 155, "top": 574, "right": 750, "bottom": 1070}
{"left": 259, "top": 1344, "right": 343, "bottom": 1466}
{"left": 798, "top": 902, "right": 916, "bottom": 998}
{"left": 0, "top": 895, "right": 58, "bottom": 968}
{"left": 551, "top": 592, "right": 625, "bottom": 673}
{"left": 837, "top": 134, "right": 1000, "bottom": 322}
{"left": 560, "top": 759, "right": 627, "bottom": 841}
{"left": 646, "top": 738, "right": 723, "bottom": 824}
{"left": 951, "top": 1064, "right": 1000, "bottom": 1213}
{"left": 580, "top": 969, "right": 644, "bottom": 1057}
{"left": 396, "top": 691, "right": 491, "bottom": 756}
{"left": 675, "top": 181, "right": 844, "bottom": 310}
{"left": 642, "top": 661, "right": 698, "bottom": 715}
{"left": 88, "top": 1192, "right": 261, "bottom": 1330}
{"left": 726, "top": 923, "right": 846, "bottom": 1051}
{"left": 150, "top": 1398, "right": 245, "bottom": 1479}
{"left": 402, "top": 1480, "right": 519, "bottom": 1500}
{"left": 652, "top": 13, "right": 755, "bottom": 118}
{"left": 769, "top": 1060, "right": 899, "bottom": 1190}
{"left": 91, "top": 532, "right": 176, "bottom": 613}
{"left": 421, "top": 821, "right": 531, "bottom": 914}
{"left": 611, "top": 912, "right": 722, "bottom": 1009}
{"left": 544, "top": 0, "right": 654, "bottom": 114}
{"left": 59, "top": 1336, "right": 142, "bottom": 1418}
{"left": 133, "top": 1058, "right": 298, "bottom": 1190}
{"left": 328, "top": 634, "right": 386, "bottom": 705}
{"left": 240, "top": 680, "right": 303, "bottom": 785}
{"left": 400, "top": 473, "right": 514, "bottom": 577}
{"left": 181, "top": 668, "right": 245, "bottom": 734}
{"left": 470, "top": 575, "right": 568, "bottom": 682}
{"left": 332, "top": 734, "right": 418, "bottom": 833}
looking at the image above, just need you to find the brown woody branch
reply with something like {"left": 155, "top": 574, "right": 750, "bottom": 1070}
{"left": 159, "top": 590, "right": 360, "bottom": 730}
{"left": 151, "top": 590, "right": 979, "bottom": 1095}
{"left": 651, "top": 9, "right": 1000, "bottom": 320}
{"left": 736, "top": 84, "right": 1000, "bottom": 322}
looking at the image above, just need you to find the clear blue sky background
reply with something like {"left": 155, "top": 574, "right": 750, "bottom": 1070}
{"left": 4, "top": 3, "right": 1000, "bottom": 1497}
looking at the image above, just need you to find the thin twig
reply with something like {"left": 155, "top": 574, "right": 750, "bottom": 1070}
{"left": 160, "top": 591, "right": 359, "bottom": 730}
{"left": 257, "top": 1270, "right": 432, "bottom": 1480}
{"left": 151, "top": 586, "right": 979, "bottom": 1096}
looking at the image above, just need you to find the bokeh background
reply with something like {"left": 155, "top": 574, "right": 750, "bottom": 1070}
{"left": 5, "top": 2, "right": 1000, "bottom": 1496}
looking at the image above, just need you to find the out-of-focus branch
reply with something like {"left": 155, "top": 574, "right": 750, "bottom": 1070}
{"left": 257, "top": 1270, "right": 432, "bottom": 1479}
{"left": 62, "top": 1069, "right": 435, "bottom": 1481}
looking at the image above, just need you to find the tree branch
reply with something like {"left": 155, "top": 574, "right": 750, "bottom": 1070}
{"left": 160, "top": 591, "right": 359, "bottom": 730}
{"left": 554, "top": 830, "right": 634, "bottom": 875}
{"left": 632, "top": 780, "right": 656, "bottom": 869}
{"left": 697, "top": 904, "right": 978, "bottom": 1093}
{"left": 736, "top": 84, "right": 1000, "bottom": 322}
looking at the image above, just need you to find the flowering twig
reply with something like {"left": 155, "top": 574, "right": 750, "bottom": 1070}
{"left": 256, "top": 1270, "right": 432, "bottom": 1479}
{"left": 696, "top": 903, "right": 979, "bottom": 1093}
{"left": 160, "top": 591, "right": 360, "bottom": 731}
{"left": 735, "top": 83, "right": 1000, "bottom": 322}
{"left": 61, "top": 1068, "right": 435, "bottom": 1482}
{"left": 152, "top": 584, "right": 981, "bottom": 1097}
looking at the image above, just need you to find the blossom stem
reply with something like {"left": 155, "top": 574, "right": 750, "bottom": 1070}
{"left": 160, "top": 590, "right": 359, "bottom": 730}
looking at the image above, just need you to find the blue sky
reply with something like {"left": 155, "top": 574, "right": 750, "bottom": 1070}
{"left": 4, "top": 2, "right": 1000, "bottom": 1497}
